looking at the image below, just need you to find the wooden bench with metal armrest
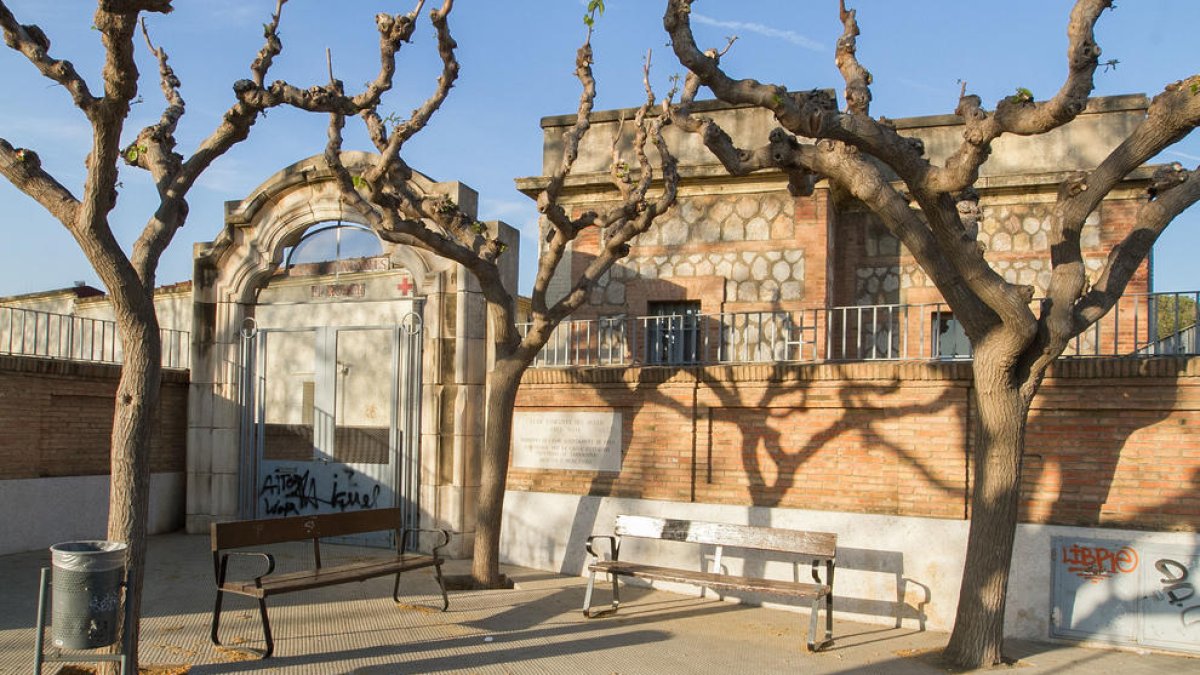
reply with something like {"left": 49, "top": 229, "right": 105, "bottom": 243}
{"left": 584, "top": 514, "right": 836, "bottom": 651}
{"left": 210, "top": 507, "right": 449, "bottom": 658}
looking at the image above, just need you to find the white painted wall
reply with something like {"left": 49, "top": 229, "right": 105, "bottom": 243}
{"left": 0, "top": 472, "right": 185, "bottom": 556}
{"left": 500, "top": 491, "right": 1200, "bottom": 644}
{"left": 501, "top": 491, "right": 968, "bottom": 631}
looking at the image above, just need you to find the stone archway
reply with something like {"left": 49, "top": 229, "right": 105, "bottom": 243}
{"left": 186, "top": 152, "right": 513, "bottom": 557}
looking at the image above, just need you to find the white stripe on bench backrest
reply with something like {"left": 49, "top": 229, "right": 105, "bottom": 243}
{"left": 613, "top": 515, "right": 836, "bottom": 558}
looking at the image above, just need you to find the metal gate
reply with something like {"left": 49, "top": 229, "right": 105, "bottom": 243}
{"left": 1051, "top": 536, "right": 1200, "bottom": 654}
{"left": 239, "top": 309, "right": 423, "bottom": 546}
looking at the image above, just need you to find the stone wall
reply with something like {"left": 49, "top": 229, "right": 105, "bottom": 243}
{"left": 568, "top": 187, "right": 832, "bottom": 319}
{"left": 835, "top": 192, "right": 1148, "bottom": 309}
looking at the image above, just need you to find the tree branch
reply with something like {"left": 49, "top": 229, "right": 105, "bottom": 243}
{"left": 0, "top": 139, "right": 80, "bottom": 225}
{"left": 123, "top": 18, "right": 184, "bottom": 182}
{"left": 80, "top": 4, "right": 143, "bottom": 272}
{"left": 0, "top": 1, "right": 98, "bottom": 113}
{"left": 929, "top": 0, "right": 1111, "bottom": 192}
{"left": 524, "top": 41, "right": 680, "bottom": 352}
{"left": 835, "top": 0, "right": 871, "bottom": 117}
{"left": 530, "top": 38, "right": 599, "bottom": 314}
{"left": 1076, "top": 167, "right": 1200, "bottom": 327}
{"left": 363, "top": 0, "right": 459, "bottom": 186}
{"left": 1016, "top": 75, "right": 1200, "bottom": 381}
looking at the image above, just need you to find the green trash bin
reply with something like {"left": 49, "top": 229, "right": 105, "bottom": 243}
{"left": 49, "top": 541, "right": 127, "bottom": 649}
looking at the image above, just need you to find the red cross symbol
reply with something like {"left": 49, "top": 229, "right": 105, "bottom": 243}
{"left": 397, "top": 276, "right": 413, "bottom": 296}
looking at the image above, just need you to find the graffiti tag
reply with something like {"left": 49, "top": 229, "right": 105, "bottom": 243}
{"left": 1153, "top": 558, "right": 1200, "bottom": 629}
{"left": 260, "top": 467, "right": 382, "bottom": 516}
{"left": 1061, "top": 543, "right": 1139, "bottom": 583}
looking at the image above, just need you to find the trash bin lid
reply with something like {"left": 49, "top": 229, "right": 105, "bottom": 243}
{"left": 50, "top": 540, "right": 128, "bottom": 572}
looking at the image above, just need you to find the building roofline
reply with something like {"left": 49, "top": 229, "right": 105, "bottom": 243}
{"left": 0, "top": 284, "right": 104, "bottom": 304}
{"left": 0, "top": 280, "right": 192, "bottom": 307}
{"left": 538, "top": 92, "right": 1150, "bottom": 130}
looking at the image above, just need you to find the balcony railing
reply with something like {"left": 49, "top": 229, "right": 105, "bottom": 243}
{"left": 522, "top": 291, "right": 1200, "bottom": 368}
{"left": 0, "top": 305, "right": 190, "bottom": 369}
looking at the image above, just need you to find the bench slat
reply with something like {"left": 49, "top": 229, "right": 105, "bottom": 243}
{"left": 222, "top": 554, "right": 439, "bottom": 597}
{"left": 212, "top": 508, "right": 403, "bottom": 550}
{"left": 613, "top": 515, "right": 835, "bottom": 558}
{"left": 591, "top": 560, "right": 829, "bottom": 598}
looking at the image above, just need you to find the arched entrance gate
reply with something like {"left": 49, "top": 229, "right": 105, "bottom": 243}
{"left": 240, "top": 245, "right": 425, "bottom": 543}
{"left": 186, "top": 153, "right": 518, "bottom": 555}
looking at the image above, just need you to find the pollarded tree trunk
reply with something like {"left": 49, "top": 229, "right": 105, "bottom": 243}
{"left": 471, "top": 353, "right": 526, "bottom": 587}
{"left": 103, "top": 295, "right": 162, "bottom": 669}
{"left": 944, "top": 343, "right": 1036, "bottom": 668}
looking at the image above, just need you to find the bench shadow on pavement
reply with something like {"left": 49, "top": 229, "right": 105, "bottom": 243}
{"left": 186, "top": 585, "right": 746, "bottom": 673}
{"left": 187, "top": 625, "right": 671, "bottom": 673}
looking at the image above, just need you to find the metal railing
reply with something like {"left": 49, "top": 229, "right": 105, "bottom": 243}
{"left": 523, "top": 291, "right": 1200, "bottom": 368}
{"left": 0, "top": 306, "right": 190, "bottom": 369}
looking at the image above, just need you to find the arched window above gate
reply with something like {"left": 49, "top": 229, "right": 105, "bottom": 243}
{"left": 284, "top": 222, "right": 383, "bottom": 271}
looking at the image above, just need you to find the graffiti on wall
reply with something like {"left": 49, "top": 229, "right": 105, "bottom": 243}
{"left": 1153, "top": 558, "right": 1200, "bottom": 629}
{"left": 1060, "top": 542, "right": 1139, "bottom": 583}
{"left": 1053, "top": 536, "right": 1200, "bottom": 653}
{"left": 259, "top": 465, "right": 382, "bottom": 517}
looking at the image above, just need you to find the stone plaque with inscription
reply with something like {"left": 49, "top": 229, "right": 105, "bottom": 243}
{"left": 512, "top": 411, "right": 622, "bottom": 472}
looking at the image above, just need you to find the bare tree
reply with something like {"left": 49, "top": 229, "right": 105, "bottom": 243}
{"left": 663, "top": 0, "right": 1200, "bottom": 667}
{"left": 0, "top": 0, "right": 456, "bottom": 666}
{"left": 316, "top": 1, "right": 679, "bottom": 586}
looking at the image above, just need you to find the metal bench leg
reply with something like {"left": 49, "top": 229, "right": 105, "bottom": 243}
{"left": 212, "top": 591, "right": 273, "bottom": 659}
{"left": 394, "top": 566, "right": 449, "bottom": 612}
{"left": 807, "top": 597, "right": 820, "bottom": 651}
{"left": 806, "top": 594, "right": 833, "bottom": 652}
{"left": 210, "top": 590, "right": 224, "bottom": 648}
{"left": 433, "top": 562, "right": 449, "bottom": 611}
{"left": 257, "top": 597, "right": 275, "bottom": 658}
{"left": 610, "top": 572, "right": 620, "bottom": 613}
{"left": 823, "top": 591, "right": 834, "bottom": 648}
{"left": 582, "top": 569, "right": 597, "bottom": 618}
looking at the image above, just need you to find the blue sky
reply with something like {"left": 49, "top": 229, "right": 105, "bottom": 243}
{"left": 1, "top": 0, "right": 1198, "bottom": 298}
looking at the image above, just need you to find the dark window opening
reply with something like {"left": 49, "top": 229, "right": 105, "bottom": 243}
{"left": 933, "top": 311, "right": 971, "bottom": 359}
{"left": 646, "top": 300, "right": 701, "bottom": 365}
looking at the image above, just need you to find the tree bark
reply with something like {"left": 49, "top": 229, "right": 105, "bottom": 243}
{"left": 105, "top": 299, "right": 162, "bottom": 669}
{"left": 944, "top": 345, "right": 1032, "bottom": 668}
{"left": 470, "top": 354, "right": 524, "bottom": 587}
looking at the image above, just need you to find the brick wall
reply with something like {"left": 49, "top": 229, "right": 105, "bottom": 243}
{"left": 512, "top": 357, "right": 1200, "bottom": 532}
{"left": 0, "top": 355, "right": 188, "bottom": 479}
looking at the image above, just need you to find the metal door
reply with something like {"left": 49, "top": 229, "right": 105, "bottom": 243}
{"left": 1051, "top": 536, "right": 1200, "bottom": 654}
{"left": 242, "top": 313, "right": 422, "bottom": 546}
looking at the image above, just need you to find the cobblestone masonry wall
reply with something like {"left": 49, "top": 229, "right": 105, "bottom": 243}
{"left": 574, "top": 190, "right": 827, "bottom": 314}
{"left": 0, "top": 356, "right": 188, "bottom": 479}
{"left": 511, "top": 358, "right": 1200, "bottom": 532}
{"left": 838, "top": 196, "right": 1148, "bottom": 307}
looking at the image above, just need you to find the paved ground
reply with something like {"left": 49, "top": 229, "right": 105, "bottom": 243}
{"left": 1, "top": 533, "right": 1196, "bottom": 674}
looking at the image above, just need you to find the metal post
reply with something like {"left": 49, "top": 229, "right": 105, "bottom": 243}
{"left": 33, "top": 567, "right": 49, "bottom": 674}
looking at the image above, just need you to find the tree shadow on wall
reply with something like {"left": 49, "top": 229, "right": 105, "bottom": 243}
{"left": 698, "top": 363, "right": 963, "bottom": 632}
{"left": 1020, "top": 358, "right": 1188, "bottom": 531}
{"left": 1015, "top": 359, "right": 1197, "bottom": 652}
{"left": 541, "top": 330, "right": 970, "bottom": 631}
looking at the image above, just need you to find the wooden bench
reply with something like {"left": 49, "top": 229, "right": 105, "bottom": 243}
{"left": 210, "top": 507, "right": 449, "bottom": 658}
{"left": 584, "top": 515, "right": 836, "bottom": 651}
